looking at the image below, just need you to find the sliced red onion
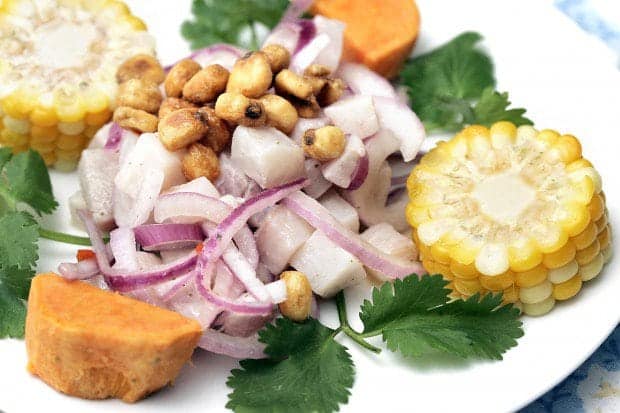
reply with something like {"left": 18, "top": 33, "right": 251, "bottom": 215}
{"left": 281, "top": 0, "right": 313, "bottom": 23}
{"left": 373, "top": 96, "right": 426, "bottom": 162}
{"left": 232, "top": 224, "right": 259, "bottom": 269}
{"left": 79, "top": 209, "right": 200, "bottom": 292}
{"left": 134, "top": 223, "right": 204, "bottom": 251}
{"left": 165, "top": 44, "right": 245, "bottom": 71}
{"left": 263, "top": 22, "right": 301, "bottom": 54}
{"left": 295, "top": 19, "right": 317, "bottom": 53}
{"left": 58, "top": 258, "right": 99, "bottom": 280}
{"left": 154, "top": 192, "right": 231, "bottom": 224}
{"left": 222, "top": 245, "right": 270, "bottom": 302}
{"left": 282, "top": 191, "right": 426, "bottom": 279}
{"left": 347, "top": 153, "right": 369, "bottom": 190}
{"left": 194, "top": 179, "right": 307, "bottom": 313}
{"left": 198, "top": 329, "right": 266, "bottom": 359}
{"left": 104, "top": 122, "right": 123, "bottom": 150}
{"left": 290, "top": 33, "right": 330, "bottom": 73}
{"left": 161, "top": 272, "right": 195, "bottom": 302}
{"left": 109, "top": 227, "right": 139, "bottom": 271}
{"left": 265, "top": 279, "right": 287, "bottom": 304}
{"left": 311, "top": 16, "right": 345, "bottom": 72}
{"left": 337, "top": 62, "right": 399, "bottom": 99}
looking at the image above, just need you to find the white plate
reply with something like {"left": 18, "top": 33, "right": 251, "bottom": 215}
{"left": 1, "top": 0, "right": 620, "bottom": 412}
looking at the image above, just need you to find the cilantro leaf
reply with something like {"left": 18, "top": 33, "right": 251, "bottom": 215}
{"left": 0, "top": 147, "right": 12, "bottom": 170}
{"left": 0, "top": 212, "right": 39, "bottom": 272}
{"left": 400, "top": 32, "right": 532, "bottom": 132}
{"left": 360, "top": 275, "right": 523, "bottom": 360}
{"left": 473, "top": 87, "right": 532, "bottom": 127}
{"left": 227, "top": 318, "right": 354, "bottom": 413}
{"left": 0, "top": 150, "right": 57, "bottom": 215}
{"left": 0, "top": 277, "right": 28, "bottom": 338}
{"left": 182, "top": 0, "right": 289, "bottom": 50}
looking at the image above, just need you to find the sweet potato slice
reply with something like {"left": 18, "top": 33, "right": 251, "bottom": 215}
{"left": 25, "top": 273, "right": 202, "bottom": 403}
{"left": 312, "top": 0, "right": 420, "bottom": 78}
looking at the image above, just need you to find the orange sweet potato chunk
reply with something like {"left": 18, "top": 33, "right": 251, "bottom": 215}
{"left": 312, "top": 0, "right": 420, "bottom": 78}
{"left": 25, "top": 273, "right": 202, "bottom": 403}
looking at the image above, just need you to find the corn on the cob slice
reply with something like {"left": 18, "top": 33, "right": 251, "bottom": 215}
{"left": 0, "top": 0, "right": 155, "bottom": 170}
{"left": 407, "top": 122, "right": 612, "bottom": 316}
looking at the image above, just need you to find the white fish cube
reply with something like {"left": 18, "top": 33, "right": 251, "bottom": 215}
{"left": 290, "top": 231, "right": 366, "bottom": 297}
{"left": 231, "top": 126, "right": 304, "bottom": 189}
{"left": 324, "top": 96, "right": 379, "bottom": 138}
{"left": 256, "top": 206, "right": 314, "bottom": 274}
{"left": 78, "top": 148, "right": 119, "bottom": 231}
{"left": 361, "top": 223, "right": 418, "bottom": 280}
{"left": 319, "top": 190, "right": 359, "bottom": 232}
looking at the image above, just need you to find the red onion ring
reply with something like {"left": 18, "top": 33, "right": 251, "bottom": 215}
{"left": 58, "top": 258, "right": 99, "bottom": 280}
{"left": 198, "top": 329, "right": 266, "bottom": 359}
{"left": 154, "top": 192, "right": 231, "bottom": 224}
{"left": 104, "top": 122, "right": 123, "bottom": 150}
{"left": 347, "top": 153, "right": 369, "bottom": 190}
{"left": 281, "top": 191, "right": 426, "bottom": 279}
{"left": 134, "top": 223, "right": 204, "bottom": 251}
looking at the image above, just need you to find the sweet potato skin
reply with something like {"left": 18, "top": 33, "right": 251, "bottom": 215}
{"left": 312, "top": 0, "right": 420, "bottom": 78}
{"left": 25, "top": 273, "right": 202, "bottom": 402}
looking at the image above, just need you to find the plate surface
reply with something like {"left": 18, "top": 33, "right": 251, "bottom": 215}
{"left": 1, "top": 0, "right": 620, "bottom": 412}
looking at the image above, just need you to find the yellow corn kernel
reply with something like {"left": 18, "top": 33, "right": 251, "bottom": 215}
{"left": 479, "top": 271, "right": 514, "bottom": 291}
{"left": 83, "top": 125, "right": 100, "bottom": 139}
{"left": 576, "top": 239, "right": 600, "bottom": 265}
{"left": 451, "top": 239, "right": 481, "bottom": 266}
{"left": 558, "top": 202, "right": 590, "bottom": 237}
{"left": 2, "top": 115, "right": 30, "bottom": 135}
{"left": 522, "top": 296, "right": 555, "bottom": 316}
{"left": 55, "top": 148, "right": 82, "bottom": 162}
{"left": 56, "top": 134, "right": 86, "bottom": 151}
{"left": 11, "top": 144, "right": 29, "bottom": 154}
{"left": 548, "top": 260, "right": 578, "bottom": 284}
{"left": 433, "top": 262, "right": 452, "bottom": 279}
{"left": 553, "top": 134, "right": 582, "bottom": 164}
{"left": 508, "top": 239, "right": 543, "bottom": 272}
{"left": 1, "top": 92, "right": 32, "bottom": 119}
{"left": 542, "top": 241, "right": 576, "bottom": 269}
{"left": 595, "top": 213, "right": 607, "bottom": 233}
{"left": 82, "top": 88, "right": 110, "bottom": 114}
{"left": 490, "top": 121, "right": 517, "bottom": 142}
{"left": 406, "top": 204, "right": 431, "bottom": 227}
{"left": 602, "top": 246, "right": 612, "bottom": 264}
{"left": 566, "top": 158, "right": 593, "bottom": 172}
{"left": 502, "top": 285, "right": 519, "bottom": 304}
{"left": 449, "top": 260, "right": 479, "bottom": 280}
{"left": 29, "top": 106, "right": 58, "bottom": 127}
{"left": 53, "top": 87, "right": 86, "bottom": 123}
{"left": 58, "top": 120, "right": 85, "bottom": 136}
{"left": 41, "top": 151, "right": 57, "bottom": 166}
{"left": 85, "top": 109, "right": 112, "bottom": 126}
{"left": 30, "top": 140, "right": 57, "bottom": 154}
{"left": 519, "top": 280, "right": 553, "bottom": 304}
{"left": 430, "top": 242, "right": 451, "bottom": 265}
{"left": 537, "top": 129, "right": 560, "bottom": 146}
{"left": 120, "top": 13, "right": 147, "bottom": 30}
{"left": 571, "top": 175, "right": 595, "bottom": 205}
{"left": 571, "top": 222, "right": 598, "bottom": 250}
{"left": 54, "top": 159, "right": 79, "bottom": 172}
{"left": 588, "top": 194, "right": 604, "bottom": 222}
{"left": 454, "top": 278, "right": 482, "bottom": 296}
{"left": 30, "top": 125, "right": 59, "bottom": 142}
{"left": 579, "top": 253, "right": 604, "bottom": 282}
{"left": 515, "top": 264, "right": 548, "bottom": 288}
{"left": 1, "top": 129, "right": 28, "bottom": 146}
{"left": 553, "top": 275, "right": 582, "bottom": 301}
{"left": 598, "top": 225, "right": 610, "bottom": 250}
{"left": 533, "top": 224, "right": 569, "bottom": 254}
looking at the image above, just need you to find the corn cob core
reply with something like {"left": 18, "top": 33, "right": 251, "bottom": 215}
{"left": 0, "top": 0, "right": 156, "bottom": 170}
{"left": 406, "top": 122, "right": 612, "bottom": 316}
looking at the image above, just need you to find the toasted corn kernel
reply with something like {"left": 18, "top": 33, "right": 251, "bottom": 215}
{"left": 116, "top": 54, "right": 165, "bottom": 84}
{"left": 226, "top": 51, "right": 273, "bottom": 98}
{"left": 279, "top": 271, "right": 313, "bottom": 322}
{"left": 261, "top": 44, "right": 291, "bottom": 73}
{"left": 116, "top": 78, "right": 162, "bottom": 114}
{"left": 158, "top": 108, "right": 209, "bottom": 151}
{"left": 164, "top": 59, "right": 201, "bottom": 98}
{"left": 183, "top": 64, "right": 230, "bottom": 104}
{"left": 259, "top": 94, "right": 299, "bottom": 134}
{"left": 317, "top": 78, "right": 345, "bottom": 107}
{"left": 182, "top": 143, "right": 220, "bottom": 182}
{"left": 292, "top": 95, "right": 321, "bottom": 118}
{"left": 159, "top": 97, "right": 197, "bottom": 119}
{"left": 214, "top": 92, "right": 266, "bottom": 127}
{"left": 113, "top": 106, "right": 158, "bottom": 133}
{"left": 275, "top": 69, "right": 314, "bottom": 100}
{"left": 302, "top": 126, "right": 346, "bottom": 162}
{"left": 198, "top": 107, "right": 231, "bottom": 153}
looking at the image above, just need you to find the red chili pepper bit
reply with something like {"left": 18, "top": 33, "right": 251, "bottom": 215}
{"left": 195, "top": 242, "right": 204, "bottom": 254}
{"left": 76, "top": 249, "right": 96, "bottom": 262}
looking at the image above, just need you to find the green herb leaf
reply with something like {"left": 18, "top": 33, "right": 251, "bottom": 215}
{"left": 181, "top": 0, "right": 289, "bottom": 50}
{"left": 473, "top": 87, "right": 532, "bottom": 127}
{"left": 0, "top": 212, "right": 39, "bottom": 272}
{"left": 360, "top": 275, "right": 523, "bottom": 360}
{"left": 227, "top": 318, "right": 354, "bottom": 413}
{"left": 400, "top": 32, "right": 532, "bottom": 132}
{"left": 0, "top": 271, "right": 28, "bottom": 338}
{"left": 1, "top": 150, "right": 58, "bottom": 215}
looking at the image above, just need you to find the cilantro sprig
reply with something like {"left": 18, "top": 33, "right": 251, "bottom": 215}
{"left": 399, "top": 32, "right": 532, "bottom": 132}
{"left": 181, "top": 0, "right": 289, "bottom": 50}
{"left": 227, "top": 275, "right": 524, "bottom": 412}
{"left": 0, "top": 149, "right": 91, "bottom": 337}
